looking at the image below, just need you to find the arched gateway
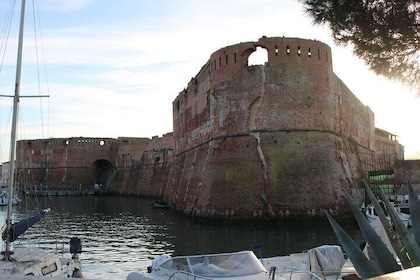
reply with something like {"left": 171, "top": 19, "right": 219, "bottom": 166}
{"left": 91, "top": 159, "right": 115, "bottom": 192}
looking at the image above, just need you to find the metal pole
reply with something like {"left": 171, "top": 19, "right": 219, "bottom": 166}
{"left": 4, "top": 0, "right": 26, "bottom": 260}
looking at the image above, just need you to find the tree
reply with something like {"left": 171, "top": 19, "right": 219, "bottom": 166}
{"left": 300, "top": 0, "right": 420, "bottom": 93}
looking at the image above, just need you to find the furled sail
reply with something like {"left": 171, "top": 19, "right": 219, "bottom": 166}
{"left": 2, "top": 209, "right": 50, "bottom": 242}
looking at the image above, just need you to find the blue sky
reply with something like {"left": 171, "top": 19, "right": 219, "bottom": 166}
{"left": 0, "top": 0, "right": 419, "bottom": 163}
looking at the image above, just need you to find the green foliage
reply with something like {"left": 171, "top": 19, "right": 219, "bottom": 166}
{"left": 327, "top": 178, "right": 420, "bottom": 278}
{"left": 344, "top": 188, "right": 400, "bottom": 275}
{"left": 407, "top": 177, "right": 420, "bottom": 245}
{"left": 326, "top": 213, "right": 380, "bottom": 279}
{"left": 300, "top": 0, "right": 420, "bottom": 92}
{"left": 376, "top": 181, "right": 420, "bottom": 266}
{"left": 363, "top": 181, "right": 410, "bottom": 268}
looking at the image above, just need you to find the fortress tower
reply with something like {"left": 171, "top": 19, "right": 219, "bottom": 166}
{"left": 167, "top": 36, "right": 377, "bottom": 220}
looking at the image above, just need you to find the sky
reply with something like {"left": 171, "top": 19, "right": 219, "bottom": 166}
{"left": 0, "top": 0, "right": 419, "bottom": 163}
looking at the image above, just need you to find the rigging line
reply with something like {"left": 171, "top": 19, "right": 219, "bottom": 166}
{"left": 35, "top": 0, "right": 51, "bottom": 138}
{"left": 31, "top": 0, "right": 50, "bottom": 139}
{"left": 0, "top": 106, "right": 13, "bottom": 166}
{"left": 0, "top": 0, "right": 17, "bottom": 75}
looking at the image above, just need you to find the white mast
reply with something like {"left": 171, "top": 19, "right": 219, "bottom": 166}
{"left": 4, "top": 0, "right": 26, "bottom": 261}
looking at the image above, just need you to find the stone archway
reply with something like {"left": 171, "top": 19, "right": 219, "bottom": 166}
{"left": 91, "top": 159, "right": 114, "bottom": 190}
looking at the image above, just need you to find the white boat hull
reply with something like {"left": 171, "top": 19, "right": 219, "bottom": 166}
{"left": 127, "top": 251, "right": 282, "bottom": 280}
{"left": 0, "top": 247, "right": 82, "bottom": 278}
{"left": 127, "top": 246, "right": 356, "bottom": 280}
{"left": 365, "top": 204, "right": 410, "bottom": 227}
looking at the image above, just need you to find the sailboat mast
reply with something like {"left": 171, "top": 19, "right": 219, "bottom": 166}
{"left": 4, "top": 0, "right": 26, "bottom": 260}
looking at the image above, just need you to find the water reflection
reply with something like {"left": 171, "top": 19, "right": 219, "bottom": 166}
{"left": 0, "top": 196, "right": 363, "bottom": 279}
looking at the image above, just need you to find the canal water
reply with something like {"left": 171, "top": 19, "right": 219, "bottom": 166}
{"left": 0, "top": 196, "right": 363, "bottom": 279}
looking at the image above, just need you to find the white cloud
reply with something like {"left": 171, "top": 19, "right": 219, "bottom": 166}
{"left": 37, "top": 0, "right": 95, "bottom": 12}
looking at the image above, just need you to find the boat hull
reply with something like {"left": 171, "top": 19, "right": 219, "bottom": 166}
{"left": 0, "top": 247, "right": 82, "bottom": 277}
{"left": 126, "top": 247, "right": 355, "bottom": 280}
{"left": 365, "top": 204, "right": 410, "bottom": 227}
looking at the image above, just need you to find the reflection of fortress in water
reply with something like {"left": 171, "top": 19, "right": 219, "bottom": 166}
{"left": 14, "top": 36, "right": 420, "bottom": 221}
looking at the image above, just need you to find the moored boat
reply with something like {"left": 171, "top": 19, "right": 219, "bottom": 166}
{"left": 126, "top": 245, "right": 356, "bottom": 280}
{"left": 364, "top": 204, "right": 411, "bottom": 227}
{"left": 0, "top": 241, "right": 83, "bottom": 277}
{"left": 261, "top": 245, "right": 356, "bottom": 280}
{"left": 151, "top": 201, "right": 170, "bottom": 209}
{"left": 126, "top": 250, "right": 278, "bottom": 280}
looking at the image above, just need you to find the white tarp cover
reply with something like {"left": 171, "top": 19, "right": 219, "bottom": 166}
{"left": 308, "top": 245, "right": 345, "bottom": 277}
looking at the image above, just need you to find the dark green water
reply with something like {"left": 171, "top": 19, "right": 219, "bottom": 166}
{"left": 0, "top": 196, "right": 363, "bottom": 279}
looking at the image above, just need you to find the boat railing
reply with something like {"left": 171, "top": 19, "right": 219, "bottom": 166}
{"left": 167, "top": 269, "right": 211, "bottom": 280}
{"left": 272, "top": 264, "right": 323, "bottom": 280}
{"left": 169, "top": 262, "right": 348, "bottom": 280}
{"left": 273, "top": 263, "right": 354, "bottom": 280}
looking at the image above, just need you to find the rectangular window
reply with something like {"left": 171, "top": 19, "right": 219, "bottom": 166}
{"left": 42, "top": 263, "right": 58, "bottom": 275}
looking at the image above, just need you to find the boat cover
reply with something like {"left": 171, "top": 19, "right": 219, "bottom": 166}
{"left": 308, "top": 245, "right": 345, "bottom": 277}
{"left": 3, "top": 209, "right": 50, "bottom": 242}
{"left": 0, "top": 247, "right": 58, "bottom": 273}
{"left": 159, "top": 251, "right": 266, "bottom": 277}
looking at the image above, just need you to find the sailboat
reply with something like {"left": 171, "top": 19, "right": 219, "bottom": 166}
{"left": 0, "top": 0, "right": 83, "bottom": 277}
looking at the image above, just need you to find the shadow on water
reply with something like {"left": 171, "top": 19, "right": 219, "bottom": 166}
{"left": 0, "top": 196, "right": 363, "bottom": 279}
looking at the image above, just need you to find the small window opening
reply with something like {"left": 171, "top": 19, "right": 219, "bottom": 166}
{"left": 42, "top": 263, "right": 58, "bottom": 275}
{"left": 317, "top": 49, "right": 320, "bottom": 60}
{"left": 225, "top": 54, "right": 228, "bottom": 65}
{"left": 219, "top": 57, "right": 222, "bottom": 67}
{"left": 286, "top": 45, "right": 290, "bottom": 56}
{"left": 275, "top": 45, "right": 279, "bottom": 56}
{"left": 308, "top": 48, "right": 311, "bottom": 58}
{"left": 248, "top": 47, "right": 268, "bottom": 66}
{"left": 99, "top": 140, "right": 105, "bottom": 146}
{"left": 326, "top": 51, "right": 328, "bottom": 62}
{"left": 297, "top": 46, "right": 301, "bottom": 56}
{"left": 234, "top": 53, "right": 237, "bottom": 63}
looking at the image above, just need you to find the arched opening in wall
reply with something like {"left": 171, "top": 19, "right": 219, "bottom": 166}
{"left": 248, "top": 47, "right": 268, "bottom": 66}
{"left": 91, "top": 159, "right": 114, "bottom": 192}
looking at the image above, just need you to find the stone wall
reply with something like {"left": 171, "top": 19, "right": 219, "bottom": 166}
{"left": 16, "top": 137, "right": 121, "bottom": 190}
{"left": 395, "top": 160, "right": 420, "bottom": 185}
{"left": 115, "top": 133, "right": 174, "bottom": 196}
{"left": 16, "top": 134, "right": 175, "bottom": 196}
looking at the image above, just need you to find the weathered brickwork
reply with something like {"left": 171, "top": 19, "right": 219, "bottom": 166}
{"left": 14, "top": 37, "right": 412, "bottom": 221}
{"left": 16, "top": 134, "right": 174, "bottom": 197}
{"left": 167, "top": 37, "right": 380, "bottom": 221}
{"left": 16, "top": 137, "right": 120, "bottom": 190}
{"left": 116, "top": 134, "right": 174, "bottom": 196}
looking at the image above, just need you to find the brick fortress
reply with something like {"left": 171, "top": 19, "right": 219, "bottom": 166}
{"left": 15, "top": 37, "right": 414, "bottom": 221}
